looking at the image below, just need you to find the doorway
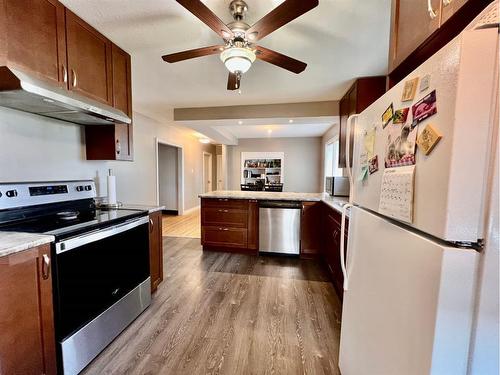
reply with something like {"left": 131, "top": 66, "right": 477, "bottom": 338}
{"left": 156, "top": 139, "right": 184, "bottom": 215}
{"left": 203, "top": 152, "right": 213, "bottom": 193}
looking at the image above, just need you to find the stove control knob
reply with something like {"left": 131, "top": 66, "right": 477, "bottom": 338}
{"left": 84, "top": 185, "right": 92, "bottom": 191}
{"left": 6, "top": 190, "right": 17, "bottom": 198}
{"left": 76, "top": 186, "right": 84, "bottom": 192}
{"left": 0, "top": 192, "right": 2, "bottom": 198}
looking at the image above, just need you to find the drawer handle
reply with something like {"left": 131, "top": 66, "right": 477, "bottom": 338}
{"left": 41, "top": 254, "right": 50, "bottom": 280}
{"left": 219, "top": 227, "right": 229, "bottom": 231}
{"left": 218, "top": 198, "right": 229, "bottom": 202}
{"left": 218, "top": 209, "right": 229, "bottom": 213}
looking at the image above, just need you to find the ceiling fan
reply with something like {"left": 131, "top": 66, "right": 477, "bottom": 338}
{"left": 162, "top": 0, "right": 319, "bottom": 91}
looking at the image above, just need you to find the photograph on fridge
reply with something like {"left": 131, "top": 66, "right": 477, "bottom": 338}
{"left": 384, "top": 122, "right": 418, "bottom": 168}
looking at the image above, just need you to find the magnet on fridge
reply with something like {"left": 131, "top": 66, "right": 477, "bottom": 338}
{"left": 382, "top": 103, "right": 394, "bottom": 128}
{"left": 368, "top": 155, "right": 379, "bottom": 174}
{"left": 417, "top": 124, "right": 442, "bottom": 155}
{"left": 401, "top": 77, "right": 419, "bottom": 102}
{"left": 420, "top": 74, "right": 431, "bottom": 92}
{"left": 393, "top": 107, "right": 409, "bottom": 124}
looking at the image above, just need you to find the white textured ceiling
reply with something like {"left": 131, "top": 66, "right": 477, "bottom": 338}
{"left": 60, "top": 0, "right": 391, "bottom": 124}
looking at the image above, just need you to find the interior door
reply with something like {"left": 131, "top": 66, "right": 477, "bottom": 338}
{"left": 339, "top": 207, "right": 478, "bottom": 375}
{"left": 5, "top": 0, "right": 66, "bottom": 86}
{"left": 203, "top": 153, "right": 212, "bottom": 193}
{"left": 65, "top": 9, "right": 112, "bottom": 104}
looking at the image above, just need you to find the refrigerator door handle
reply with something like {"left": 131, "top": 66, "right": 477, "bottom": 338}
{"left": 341, "top": 202, "right": 353, "bottom": 290}
{"left": 345, "top": 114, "right": 359, "bottom": 205}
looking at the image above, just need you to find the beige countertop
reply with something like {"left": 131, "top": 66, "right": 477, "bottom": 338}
{"left": 118, "top": 204, "right": 165, "bottom": 214}
{"left": 0, "top": 232, "right": 55, "bottom": 258}
{"left": 199, "top": 191, "right": 350, "bottom": 215}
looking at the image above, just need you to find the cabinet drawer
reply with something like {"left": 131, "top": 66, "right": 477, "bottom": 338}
{"left": 202, "top": 208, "right": 248, "bottom": 228}
{"left": 202, "top": 198, "right": 249, "bottom": 210}
{"left": 202, "top": 226, "right": 248, "bottom": 248}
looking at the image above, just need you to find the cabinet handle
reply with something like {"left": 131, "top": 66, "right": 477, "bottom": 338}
{"left": 149, "top": 218, "right": 154, "bottom": 232}
{"left": 71, "top": 69, "right": 77, "bottom": 87}
{"left": 41, "top": 254, "right": 50, "bottom": 280}
{"left": 116, "top": 139, "right": 121, "bottom": 155}
{"left": 218, "top": 209, "right": 229, "bottom": 213}
{"left": 427, "top": 0, "right": 438, "bottom": 19}
{"left": 219, "top": 227, "right": 229, "bottom": 231}
{"left": 62, "top": 65, "right": 68, "bottom": 83}
{"left": 442, "top": 0, "right": 452, "bottom": 5}
{"left": 218, "top": 198, "right": 228, "bottom": 202}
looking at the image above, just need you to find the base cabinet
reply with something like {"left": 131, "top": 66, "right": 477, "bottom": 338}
{"left": 149, "top": 211, "right": 163, "bottom": 293}
{"left": 300, "top": 201, "right": 323, "bottom": 259}
{"left": 201, "top": 198, "right": 258, "bottom": 254}
{"left": 0, "top": 244, "right": 56, "bottom": 375}
{"left": 321, "top": 205, "right": 349, "bottom": 301}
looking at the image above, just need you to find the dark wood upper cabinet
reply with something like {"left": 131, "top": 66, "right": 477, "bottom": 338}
{"left": 149, "top": 211, "right": 163, "bottom": 293}
{"left": 65, "top": 9, "right": 113, "bottom": 104}
{"left": 85, "top": 44, "right": 134, "bottom": 161}
{"left": 1, "top": 0, "right": 66, "bottom": 86}
{"left": 388, "top": 0, "right": 491, "bottom": 85}
{"left": 0, "top": 244, "right": 57, "bottom": 375}
{"left": 338, "top": 76, "right": 386, "bottom": 168}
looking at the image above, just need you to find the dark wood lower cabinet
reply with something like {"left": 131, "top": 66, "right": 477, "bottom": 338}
{"left": 321, "top": 205, "right": 349, "bottom": 301}
{"left": 201, "top": 198, "right": 257, "bottom": 254}
{"left": 149, "top": 211, "right": 163, "bottom": 293}
{"left": 0, "top": 244, "right": 56, "bottom": 375}
{"left": 300, "top": 201, "right": 323, "bottom": 259}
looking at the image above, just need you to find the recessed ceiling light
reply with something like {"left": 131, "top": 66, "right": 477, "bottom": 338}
{"left": 238, "top": 120, "right": 243, "bottom": 125}
{"left": 199, "top": 138, "right": 210, "bottom": 144}
{"left": 267, "top": 129, "right": 272, "bottom": 134}
{"left": 289, "top": 119, "right": 294, "bottom": 123}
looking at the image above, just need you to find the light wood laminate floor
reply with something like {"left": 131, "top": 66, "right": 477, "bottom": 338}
{"left": 162, "top": 209, "right": 201, "bottom": 238}
{"left": 82, "top": 237, "right": 342, "bottom": 375}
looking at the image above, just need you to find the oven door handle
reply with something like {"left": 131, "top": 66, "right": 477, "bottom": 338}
{"left": 55, "top": 216, "right": 149, "bottom": 254}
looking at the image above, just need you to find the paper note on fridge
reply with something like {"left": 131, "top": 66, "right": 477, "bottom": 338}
{"left": 379, "top": 165, "right": 415, "bottom": 223}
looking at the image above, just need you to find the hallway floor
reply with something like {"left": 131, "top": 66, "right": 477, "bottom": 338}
{"left": 82, "top": 237, "right": 342, "bottom": 375}
{"left": 162, "top": 208, "right": 201, "bottom": 238}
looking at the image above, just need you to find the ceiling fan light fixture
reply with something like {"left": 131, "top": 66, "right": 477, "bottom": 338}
{"left": 220, "top": 47, "right": 256, "bottom": 74}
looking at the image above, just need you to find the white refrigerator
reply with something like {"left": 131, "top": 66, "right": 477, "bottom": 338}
{"left": 338, "top": 8, "right": 498, "bottom": 375}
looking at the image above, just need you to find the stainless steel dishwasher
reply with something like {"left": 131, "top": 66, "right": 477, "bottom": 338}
{"left": 259, "top": 200, "right": 301, "bottom": 255}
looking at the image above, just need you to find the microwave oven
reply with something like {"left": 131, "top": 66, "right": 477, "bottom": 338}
{"left": 325, "top": 176, "right": 350, "bottom": 197}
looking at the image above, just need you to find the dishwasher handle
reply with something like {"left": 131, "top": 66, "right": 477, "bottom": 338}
{"left": 259, "top": 200, "right": 302, "bottom": 209}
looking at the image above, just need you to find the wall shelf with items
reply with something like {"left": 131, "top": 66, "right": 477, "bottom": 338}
{"left": 241, "top": 152, "right": 284, "bottom": 192}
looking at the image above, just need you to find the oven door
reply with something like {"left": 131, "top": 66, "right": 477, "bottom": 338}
{"left": 53, "top": 216, "right": 150, "bottom": 340}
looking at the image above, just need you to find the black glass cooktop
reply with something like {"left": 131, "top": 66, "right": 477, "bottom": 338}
{"left": 0, "top": 203, "right": 147, "bottom": 240}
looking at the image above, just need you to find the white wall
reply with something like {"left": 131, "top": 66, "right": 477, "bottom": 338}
{"left": 0, "top": 106, "right": 213, "bottom": 211}
{"left": 158, "top": 144, "right": 178, "bottom": 211}
{"left": 226, "top": 137, "right": 322, "bottom": 193}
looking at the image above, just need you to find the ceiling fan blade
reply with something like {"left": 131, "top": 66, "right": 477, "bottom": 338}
{"left": 227, "top": 72, "right": 241, "bottom": 90}
{"left": 176, "top": 0, "right": 233, "bottom": 39}
{"left": 245, "top": 0, "right": 318, "bottom": 42}
{"left": 254, "top": 46, "right": 307, "bottom": 74}
{"left": 162, "top": 45, "right": 224, "bottom": 63}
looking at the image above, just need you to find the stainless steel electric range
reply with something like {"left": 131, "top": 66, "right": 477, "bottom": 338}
{"left": 0, "top": 180, "right": 151, "bottom": 375}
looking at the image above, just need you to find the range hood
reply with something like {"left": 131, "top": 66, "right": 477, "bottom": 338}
{"left": 0, "top": 67, "right": 131, "bottom": 125}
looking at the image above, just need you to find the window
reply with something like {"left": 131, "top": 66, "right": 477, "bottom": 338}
{"left": 324, "top": 139, "right": 343, "bottom": 190}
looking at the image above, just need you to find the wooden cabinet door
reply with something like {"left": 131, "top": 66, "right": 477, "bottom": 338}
{"left": 247, "top": 200, "right": 259, "bottom": 250}
{"left": 4, "top": 0, "right": 66, "bottom": 86}
{"left": 0, "top": 245, "right": 56, "bottom": 375}
{"left": 390, "top": 0, "right": 441, "bottom": 70}
{"left": 440, "top": 0, "right": 468, "bottom": 24}
{"left": 65, "top": 9, "right": 112, "bottom": 104}
{"left": 300, "top": 201, "right": 323, "bottom": 258}
{"left": 149, "top": 211, "right": 163, "bottom": 293}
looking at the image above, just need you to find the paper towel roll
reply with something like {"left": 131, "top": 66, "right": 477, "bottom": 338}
{"left": 107, "top": 175, "right": 117, "bottom": 205}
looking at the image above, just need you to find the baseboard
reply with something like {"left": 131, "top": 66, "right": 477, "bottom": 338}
{"left": 183, "top": 205, "right": 200, "bottom": 215}
{"left": 162, "top": 209, "right": 179, "bottom": 215}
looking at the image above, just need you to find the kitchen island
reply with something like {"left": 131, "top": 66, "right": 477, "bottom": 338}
{"left": 199, "top": 191, "right": 350, "bottom": 298}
